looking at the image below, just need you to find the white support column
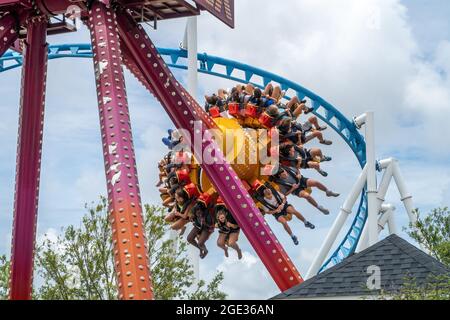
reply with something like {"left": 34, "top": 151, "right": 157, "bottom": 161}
{"left": 356, "top": 203, "right": 397, "bottom": 252}
{"left": 356, "top": 160, "right": 394, "bottom": 253}
{"left": 378, "top": 204, "right": 395, "bottom": 232}
{"left": 392, "top": 160, "right": 416, "bottom": 224}
{"left": 308, "top": 110, "right": 416, "bottom": 276}
{"left": 306, "top": 166, "right": 368, "bottom": 279}
{"left": 380, "top": 204, "right": 397, "bottom": 235}
{"left": 354, "top": 112, "right": 378, "bottom": 247}
{"left": 364, "top": 112, "right": 379, "bottom": 247}
{"left": 375, "top": 160, "right": 394, "bottom": 210}
{"left": 356, "top": 223, "right": 370, "bottom": 253}
{"left": 386, "top": 206, "right": 398, "bottom": 235}
{"left": 181, "top": 22, "right": 188, "bottom": 50}
{"left": 187, "top": 16, "right": 198, "bottom": 99}
{"left": 186, "top": 16, "right": 200, "bottom": 285}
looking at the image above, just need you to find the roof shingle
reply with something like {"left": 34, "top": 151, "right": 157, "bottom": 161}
{"left": 272, "top": 235, "right": 450, "bottom": 299}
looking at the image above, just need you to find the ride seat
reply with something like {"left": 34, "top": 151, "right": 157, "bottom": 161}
{"left": 174, "top": 151, "right": 191, "bottom": 165}
{"left": 245, "top": 103, "right": 259, "bottom": 118}
{"left": 209, "top": 106, "right": 221, "bottom": 118}
{"left": 184, "top": 183, "right": 201, "bottom": 200}
{"left": 176, "top": 169, "right": 191, "bottom": 185}
{"left": 198, "top": 192, "right": 213, "bottom": 207}
{"left": 258, "top": 112, "right": 275, "bottom": 128}
{"left": 228, "top": 102, "right": 241, "bottom": 117}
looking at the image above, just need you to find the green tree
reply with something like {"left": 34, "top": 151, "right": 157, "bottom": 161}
{"left": 386, "top": 207, "right": 450, "bottom": 300}
{"left": 34, "top": 197, "right": 226, "bottom": 300}
{"left": 389, "top": 274, "right": 450, "bottom": 300}
{"left": 408, "top": 208, "right": 450, "bottom": 267}
{"left": 0, "top": 255, "right": 9, "bottom": 300}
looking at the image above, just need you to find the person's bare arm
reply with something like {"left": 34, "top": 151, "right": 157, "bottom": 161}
{"left": 177, "top": 203, "right": 193, "bottom": 220}
{"left": 226, "top": 222, "right": 239, "bottom": 229}
{"left": 265, "top": 207, "right": 279, "bottom": 215}
{"left": 286, "top": 184, "right": 299, "bottom": 196}
{"left": 174, "top": 210, "right": 184, "bottom": 218}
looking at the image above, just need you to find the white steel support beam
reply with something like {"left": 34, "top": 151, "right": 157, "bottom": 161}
{"left": 380, "top": 204, "right": 397, "bottom": 235}
{"left": 186, "top": 15, "right": 199, "bottom": 285}
{"left": 187, "top": 16, "right": 198, "bottom": 99}
{"left": 306, "top": 166, "right": 369, "bottom": 279}
{"left": 356, "top": 160, "right": 393, "bottom": 252}
{"left": 386, "top": 205, "right": 398, "bottom": 235}
{"left": 356, "top": 203, "right": 396, "bottom": 253}
{"left": 364, "top": 112, "right": 378, "bottom": 247}
{"left": 392, "top": 160, "right": 415, "bottom": 224}
{"left": 310, "top": 111, "right": 416, "bottom": 276}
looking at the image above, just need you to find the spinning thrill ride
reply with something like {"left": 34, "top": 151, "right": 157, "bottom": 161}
{"left": 1, "top": 0, "right": 405, "bottom": 301}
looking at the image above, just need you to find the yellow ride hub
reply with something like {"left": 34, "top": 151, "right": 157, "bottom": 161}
{"left": 190, "top": 117, "right": 269, "bottom": 194}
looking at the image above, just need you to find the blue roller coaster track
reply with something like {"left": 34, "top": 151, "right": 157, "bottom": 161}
{"left": 0, "top": 44, "right": 368, "bottom": 275}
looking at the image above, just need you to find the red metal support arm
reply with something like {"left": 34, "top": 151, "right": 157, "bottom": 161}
{"left": 121, "top": 42, "right": 156, "bottom": 96}
{"left": 120, "top": 42, "right": 218, "bottom": 131}
{"left": 9, "top": 16, "right": 48, "bottom": 300}
{"left": 116, "top": 9, "right": 303, "bottom": 292}
{"left": 0, "top": 13, "right": 19, "bottom": 57}
{"left": 86, "top": 2, "right": 153, "bottom": 300}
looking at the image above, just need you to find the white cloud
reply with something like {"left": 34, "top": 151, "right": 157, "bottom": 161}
{"left": 214, "top": 251, "right": 279, "bottom": 300}
{"left": 74, "top": 169, "right": 106, "bottom": 204}
{"left": 0, "top": 0, "right": 449, "bottom": 300}
{"left": 384, "top": 160, "right": 450, "bottom": 209}
{"left": 37, "top": 228, "right": 60, "bottom": 249}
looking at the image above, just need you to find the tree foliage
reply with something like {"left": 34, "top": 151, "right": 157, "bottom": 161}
{"left": 386, "top": 207, "right": 450, "bottom": 300}
{"left": 388, "top": 274, "right": 450, "bottom": 300}
{"left": 1, "top": 198, "right": 226, "bottom": 300}
{"left": 408, "top": 208, "right": 450, "bottom": 267}
{"left": 0, "top": 255, "right": 9, "bottom": 300}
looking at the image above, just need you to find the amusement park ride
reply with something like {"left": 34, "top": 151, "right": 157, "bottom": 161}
{"left": 0, "top": 0, "right": 416, "bottom": 300}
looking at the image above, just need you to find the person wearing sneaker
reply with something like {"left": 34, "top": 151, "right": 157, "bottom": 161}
{"left": 278, "top": 118, "right": 332, "bottom": 147}
{"left": 273, "top": 166, "right": 340, "bottom": 216}
{"left": 280, "top": 144, "right": 330, "bottom": 177}
{"left": 258, "top": 186, "right": 310, "bottom": 245}
{"left": 215, "top": 201, "right": 243, "bottom": 260}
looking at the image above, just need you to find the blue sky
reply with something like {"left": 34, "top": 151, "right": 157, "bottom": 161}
{"left": 406, "top": 0, "right": 450, "bottom": 55}
{"left": 0, "top": 0, "right": 449, "bottom": 299}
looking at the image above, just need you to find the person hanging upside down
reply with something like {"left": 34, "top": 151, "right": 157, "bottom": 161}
{"left": 273, "top": 166, "right": 340, "bottom": 215}
{"left": 156, "top": 159, "right": 167, "bottom": 188}
{"left": 164, "top": 186, "right": 197, "bottom": 234}
{"left": 265, "top": 85, "right": 317, "bottom": 122}
{"left": 285, "top": 96, "right": 314, "bottom": 119}
{"left": 257, "top": 185, "right": 315, "bottom": 246}
{"left": 162, "top": 129, "right": 184, "bottom": 150}
{"left": 248, "top": 88, "right": 272, "bottom": 113}
{"left": 160, "top": 177, "right": 179, "bottom": 208}
{"left": 187, "top": 196, "right": 215, "bottom": 259}
{"left": 278, "top": 117, "right": 332, "bottom": 146}
{"left": 280, "top": 144, "right": 331, "bottom": 177}
{"left": 215, "top": 198, "right": 243, "bottom": 260}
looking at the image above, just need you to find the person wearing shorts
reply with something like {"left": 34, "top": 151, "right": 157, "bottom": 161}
{"left": 259, "top": 187, "right": 311, "bottom": 246}
{"left": 280, "top": 144, "right": 330, "bottom": 177}
{"left": 216, "top": 204, "right": 243, "bottom": 259}
{"left": 187, "top": 201, "right": 215, "bottom": 259}
{"left": 274, "top": 166, "right": 340, "bottom": 216}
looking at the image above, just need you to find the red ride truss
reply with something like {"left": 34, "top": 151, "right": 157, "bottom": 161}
{"left": 116, "top": 8, "right": 303, "bottom": 292}
{"left": 0, "top": 14, "right": 19, "bottom": 56}
{"left": 9, "top": 16, "right": 48, "bottom": 300}
{"left": 87, "top": 2, "right": 153, "bottom": 300}
{"left": 2, "top": 0, "right": 304, "bottom": 300}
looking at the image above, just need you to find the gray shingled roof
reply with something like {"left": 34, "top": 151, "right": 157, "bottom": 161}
{"left": 272, "top": 235, "right": 450, "bottom": 299}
